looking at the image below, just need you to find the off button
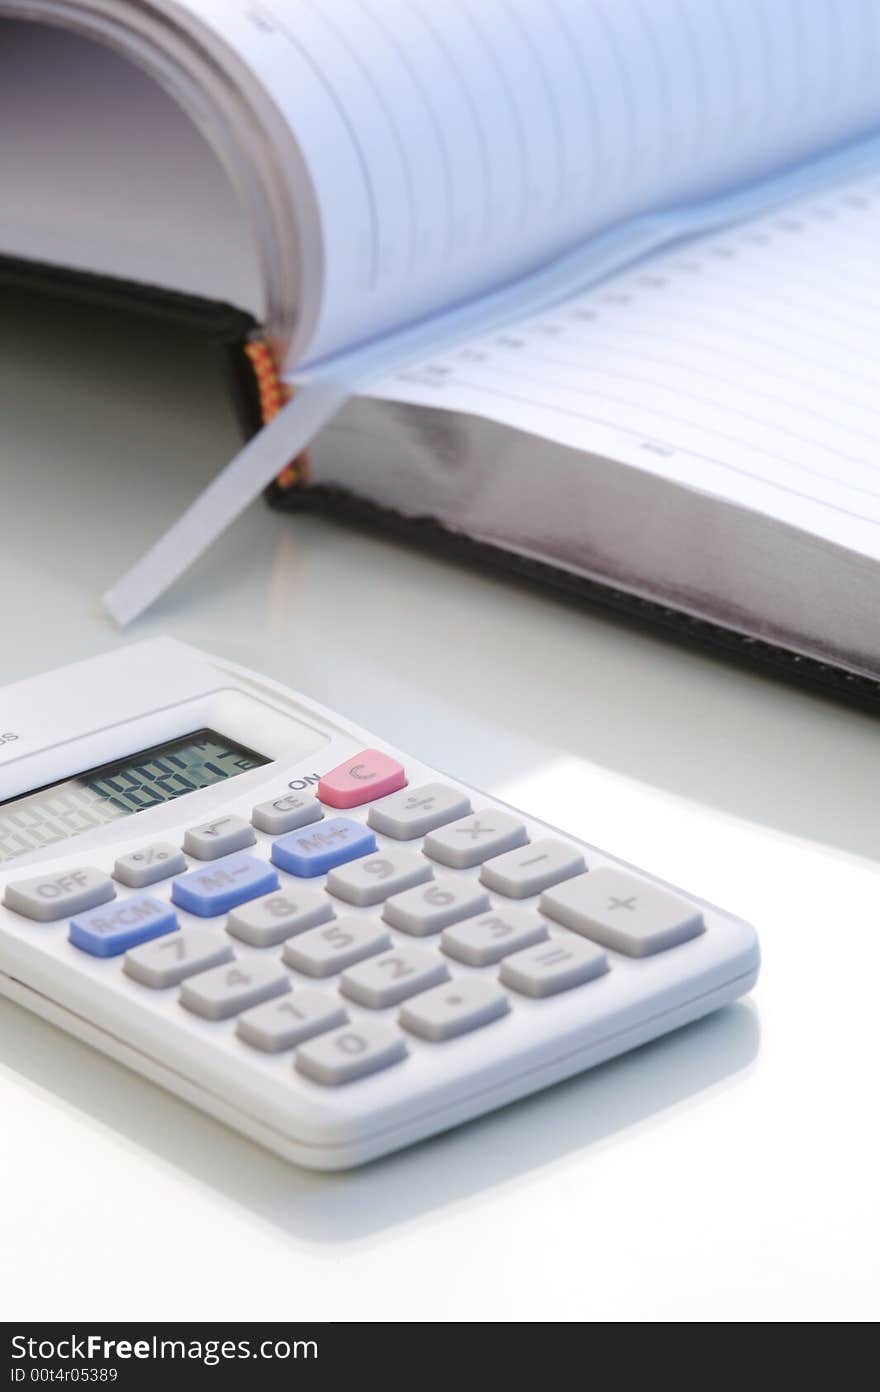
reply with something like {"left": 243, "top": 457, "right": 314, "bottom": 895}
{"left": 317, "top": 749, "right": 406, "bottom": 810}
{"left": 3, "top": 867, "right": 115, "bottom": 922}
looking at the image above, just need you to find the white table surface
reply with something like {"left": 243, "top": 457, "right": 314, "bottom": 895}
{"left": 1, "top": 289, "right": 878, "bottom": 1323}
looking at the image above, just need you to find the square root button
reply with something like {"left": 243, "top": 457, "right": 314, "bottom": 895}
{"left": 540, "top": 868, "right": 705, "bottom": 958}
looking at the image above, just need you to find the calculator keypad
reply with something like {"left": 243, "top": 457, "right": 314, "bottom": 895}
{"left": 113, "top": 843, "right": 187, "bottom": 889}
{"left": 441, "top": 907, "right": 549, "bottom": 967}
{"left": 340, "top": 945, "right": 449, "bottom": 1009}
{"left": 423, "top": 812, "right": 528, "bottom": 869}
{"left": 282, "top": 917, "right": 390, "bottom": 977}
{"left": 326, "top": 849, "right": 432, "bottom": 906}
{"left": 183, "top": 815, "right": 256, "bottom": 861}
{"left": 400, "top": 977, "right": 510, "bottom": 1041}
{"left": 540, "top": 868, "right": 705, "bottom": 958}
{"left": 295, "top": 1020, "right": 407, "bottom": 1086}
{"left": 69, "top": 895, "right": 177, "bottom": 958}
{"left": 180, "top": 958, "right": 290, "bottom": 1021}
{"left": 480, "top": 839, "right": 586, "bottom": 899}
{"left": 0, "top": 756, "right": 726, "bottom": 1104}
{"left": 226, "top": 887, "right": 333, "bottom": 947}
{"left": 236, "top": 991, "right": 347, "bottom": 1052}
{"left": 3, "top": 867, "right": 114, "bottom": 922}
{"left": 124, "top": 926, "right": 234, "bottom": 988}
{"left": 382, "top": 877, "right": 490, "bottom": 936}
{"left": 367, "top": 783, "right": 471, "bottom": 840}
{"left": 171, "top": 853, "right": 278, "bottom": 917}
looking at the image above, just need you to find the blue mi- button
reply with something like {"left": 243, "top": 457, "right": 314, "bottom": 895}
{"left": 271, "top": 817, "right": 376, "bottom": 877}
{"left": 69, "top": 895, "right": 177, "bottom": 958}
{"left": 171, "top": 853, "right": 279, "bottom": 917}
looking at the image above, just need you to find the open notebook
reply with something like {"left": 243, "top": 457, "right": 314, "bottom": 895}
{"left": 3, "top": 1, "right": 880, "bottom": 699}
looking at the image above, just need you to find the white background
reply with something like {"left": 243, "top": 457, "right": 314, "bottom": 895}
{"left": 0, "top": 286, "right": 878, "bottom": 1321}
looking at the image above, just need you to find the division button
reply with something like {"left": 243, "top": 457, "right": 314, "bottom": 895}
{"left": 236, "top": 991, "right": 348, "bottom": 1052}
{"left": 480, "top": 839, "right": 586, "bottom": 899}
{"left": 400, "top": 978, "right": 510, "bottom": 1041}
{"left": 124, "top": 926, "right": 234, "bottom": 988}
{"left": 69, "top": 895, "right": 177, "bottom": 958}
{"left": 270, "top": 817, "right": 376, "bottom": 878}
{"left": 171, "top": 853, "right": 278, "bottom": 917}
{"left": 183, "top": 815, "right": 256, "bottom": 860}
{"left": 499, "top": 937, "right": 609, "bottom": 998}
{"left": 179, "top": 958, "right": 291, "bottom": 1021}
{"left": 367, "top": 783, "right": 471, "bottom": 840}
{"left": 423, "top": 811, "right": 527, "bottom": 869}
{"left": 113, "top": 842, "right": 187, "bottom": 889}
{"left": 295, "top": 1020, "right": 407, "bottom": 1086}
{"left": 540, "top": 868, "right": 705, "bottom": 957}
{"left": 340, "top": 945, "right": 449, "bottom": 1009}
{"left": 441, "top": 907, "right": 549, "bottom": 966}
{"left": 326, "top": 849, "right": 432, "bottom": 907}
{"left": 3, "top": 867, "right": 115, "bottom": 923}
{"left": 226, "top": 887, "right": 333, "bottom": 947}
{"left": 251, "top": 792, "right": 323, "bottom": 836}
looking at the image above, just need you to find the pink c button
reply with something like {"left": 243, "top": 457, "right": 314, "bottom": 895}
{"left": 317, "top": 749, "right": 407, "bottom": 809}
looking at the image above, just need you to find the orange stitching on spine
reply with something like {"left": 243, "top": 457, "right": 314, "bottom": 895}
{"left": 244, "top": 338, "right": 308, "bottom": 490}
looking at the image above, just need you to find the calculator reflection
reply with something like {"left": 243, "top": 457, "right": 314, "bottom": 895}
{"left": 0, "top": 995, "right": 758, "bottom": 1242}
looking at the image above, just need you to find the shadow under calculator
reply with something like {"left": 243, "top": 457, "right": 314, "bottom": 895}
{"left": 0, "top": 994, "right": 758, "bottom": 1243}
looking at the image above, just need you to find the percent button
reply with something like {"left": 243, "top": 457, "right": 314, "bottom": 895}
{"left": 114, "top": 842, "right": 187, "bottom": 889}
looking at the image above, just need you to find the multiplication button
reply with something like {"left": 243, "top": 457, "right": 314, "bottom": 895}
{"left": 423, "top": 811, "right": 527, "bottom": 869}
{"left": 3, "top": 867, "right": 114, "bottom": 922}
{"left": 540, "top": 868, "right": 705, "bottom": 957}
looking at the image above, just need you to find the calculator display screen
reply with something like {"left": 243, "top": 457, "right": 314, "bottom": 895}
{"left": 0, "top": 729, "right": 269, "bottom": 863}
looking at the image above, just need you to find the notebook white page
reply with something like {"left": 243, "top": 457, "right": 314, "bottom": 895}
{"left": 175, "top": 0, "right": 880, "bottom": 368}
{"left": 369, "top": 169, "right": 880, "bottom": 565}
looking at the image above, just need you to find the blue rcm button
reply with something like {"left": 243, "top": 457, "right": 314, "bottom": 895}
{"left": 171, "top": 853, "right": 278, "bottom": 917}
{"left": 69, "top": 895, "right": 177, "bottom": 958}
{"left": 271, "top": 817, "right": 376, "bottom": 877}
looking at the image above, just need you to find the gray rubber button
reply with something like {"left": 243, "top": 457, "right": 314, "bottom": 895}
{"left": 113, "top": 842, "right": 187, "bottom": 889}
{"left": 296, "top": 1020, "right": 407, "bottom": 1086}
{"left": 124, "top": 926, "right": 234, "bottom": 988}
{"left": 226, "top": 887, "right": 333, "bottom": 947}
{"left": 480, "top": 838, "right": 585, "bottom": 899}
{"left": 400, "top": 978, "right": 510, "bottom": 1041}
{"left": 180, "top": 958, "right": 290, "bottom": 1020}
{"left": 540, "top": 868, "right": 704, "bottom": 957}
{"left": 340, "top": 945, "right": 449, "bottom": 1008}
{"left": 326, "top": 849, "right": 432, "bottom": 907}
{"left": 3, "top": 867, "right": 114, "bottom": 922}
{"left": 423, "top": 811, "right": 527, "bottom": 869}
{"left": 499, "top": 937, "right": 609, "bottom": 997}
{"left": 441, "top": 906, "right": 549, "bottom": 966}
{"left": 251, "top": 792, "right": 323, "bottom": 835}
{"left": 382, "top": 877, "right": 490, "bottom": 937}
{"left": 282, "top": 917, "right": 390, "bottom": 977}
{"left": 367, "top": 783, "right": 471, "bottom": 840}
{"left": 236, "top": 991, "right": 347, "bottom": 1052}
{"left": 183, "top": 815, "right": 256, "bottom": 861}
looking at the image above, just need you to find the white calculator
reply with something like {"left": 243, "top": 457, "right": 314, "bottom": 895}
{"left": 0, "top": 640, "right": 759, "bottom": 1169}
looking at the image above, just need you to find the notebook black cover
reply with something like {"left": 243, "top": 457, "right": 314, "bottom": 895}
{"left": 6, "top": 252, "right": 880, "bottom": 716}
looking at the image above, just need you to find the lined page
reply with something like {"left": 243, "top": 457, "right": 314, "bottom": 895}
{"left": 368, "top": 171, "right": 880, "bottom": 562}
{"left": 176, "top": 0, "right": 880, "bottom": 366}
